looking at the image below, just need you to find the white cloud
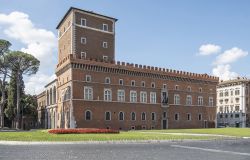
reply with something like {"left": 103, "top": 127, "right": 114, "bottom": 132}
{"left": 0, "top": 11, "right": 57, "bottom": 94}
{"left": 212, "top": 64, "right": 238, "bottom": 80}
{"left": 213, "top": 47, "right": 248, "bottom": 65}
{"left": 25, "top": 73, "right": 56, "bottom": 95}
{"left": 199, "top": 44, "right": 221, "bottom": 56}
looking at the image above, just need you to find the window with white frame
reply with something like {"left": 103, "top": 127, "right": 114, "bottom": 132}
{"left": 186, "top": 95, "right": 192, "bottom": 105}
{"left": 103, "top": 42, "right": 108, "bottom": 48}
{"left": 117, "top": 90, "right": 125, "bottom": 102}
{"left": 140, "top": 91, "right": 147, "bottom": 103}
{"left": 103, "top": 23, "right": 108, "bottom": 31}
{"left": 151, "top": 112, "right": 156, "bottom": 121}
{"left": 174, "top": 94, "right": 180, "bottom": 105}
{"left": 104, "top": 89, "right": 112, "bottom": 101}
{"left": 105, "top": 111, "right": 111, "bottom": 121}
{"left": 175, "top": 85, "right": 179, "bottom": 90}
{"left": 81, "top": 52, "right": 86, "bottom": 59}
{"left": 118, "top": 112, "right": 124, "bottom": 121}
{"left": 81, "top": 18, "right": 86, "bottom": 26}
{"left": 103, "top": 56, "right": 108, "bottom": 61}
{"left": 105, "top": 77, "right": 110, "bottom": 84}
{"left": 130, "top": 91, "right": 137, "bottom": 103}
{"left": 119, "top": 79, "right": 123, "bottom": 85}
{"left": 187, "top": 113, "right": 191, "bottom": 121}
{"left": 84, "top": 86, "right": 93, "bottom": 100}
{"left": 235, "top": 89, "right": 240, "bottom": 95}
{"left": 81, "top": 37, "right": 86, "bottom": 44}
{"left": 150, "top": 92, "right": 157, "bottom": 104}
{"left": 131, "top": 112, "right": 136, "bottom": 121}
{"left": 163, "top": 84, "right": 167, "bottom": 89}
{"left": 151, "top": 82, "right": 155, "bottom": 88}
{"left": 209, "top": 97, "right": 214, "bottom": 106}
{"left": 199, "top": 87, "right": 202, "bottom": 93}
{"left": 85, "top": 75, "right": 91, "bottom": 82}
{"left": 141, "top": 112, "right": 146, "bottom": 121}
{"left": 198, "top": 96, "right": 203, "bottom": 106}
{"left": 187, "top": 86, "right": 191, "bottom": 92}
{"left": 131, "top": 80, "right": 135, "bottom": 86}
{"left": 141, "top": 81, "right": 145, "bottom": 87}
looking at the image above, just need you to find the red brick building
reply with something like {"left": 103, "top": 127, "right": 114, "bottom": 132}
{"left": 38, "top": 7, "right": 219, "bottom": 130}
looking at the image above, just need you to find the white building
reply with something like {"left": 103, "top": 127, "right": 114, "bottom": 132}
{"left": 216, "top": 78, "right": 250, "bottom": 127}
{"left": 44, "top": 79, "right": 58, "bottom": 129}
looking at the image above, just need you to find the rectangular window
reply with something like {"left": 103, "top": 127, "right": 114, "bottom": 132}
{"left": 198, "top": 113, "right": 202, "bottom": 121}
{"left": 131, "top": 80, "right": 135, "bottom": 86}
{"left": 219, "top": 92, "right": 223, "bottom": 97}
{"left": 150, "top": 92, "right": 156, "bottom": 104}
{"left": 130, "top": 91, "right": 137, "bottom": 103}
{"left": 209, "top": 97, "right": 213, "bottom": 106}
{"left": 103, "top": 42, "right": 108, "bottom": 48}
{"left": 235, "top": 90, "right": 240, "bottom": 95}
{"left": 103, "top": 24, "right": 108, "bottom": 31}
{"left": 140, "top": 91, "right": 147, "bottom": 103}
{"left": 174, "top": 94, "right": 180, "bottom": 105}
{"left": 174, "top": 113, "right": 179, "bottom": 121}
{"left": 103, "top": 56, "right": 108, "bottom": 61}
{"left": 119, "top": 79, "right": 123, "bottom": 85}
{"left": 81, "top": 37, "right": 86, "bottom": 44}
{"left": 198, "top": 96, "right": 203, "bottom": 106}
{"left": 84, "top": 86, "right": 93, "bottom": 100}
{"left": 81, "top": 52, "right": 86, "bottom": 59}
{"left": 104, "top": 89, "right": 112, "bottom": 101}
{"left": 187, "top": 113, "right": 191, "bottom": 121}
{"left": 117, "top": 90, "right": 125, "bottom": 102}
{"left": 161, "top": 91, "right": 168, "bottom": 105}
{"left": 186, "top": 95, "right": 192, "bottom": 105}
{"left": 151, "top": 112, "right": 156, "bottom": 121}
{"left": 81, "top": 18, "right": 86, "bottom": 26}
{"left": 85, "top": 75, "right": 91, "bottom": 82}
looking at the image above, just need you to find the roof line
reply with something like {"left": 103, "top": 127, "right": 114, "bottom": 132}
{"left": 56, "top": 7, "right": 118, "bottom": 29}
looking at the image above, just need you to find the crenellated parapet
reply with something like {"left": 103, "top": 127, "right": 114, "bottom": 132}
{"left": 56, "top": 54, "right": 219, "bottom": 83}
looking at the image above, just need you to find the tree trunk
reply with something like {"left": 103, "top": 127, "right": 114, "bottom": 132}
{"left": 0, "top": 72, "right": 7, "bottom": 128}
{"left": 15, "top": 73, "right": 21, "bottom": 129}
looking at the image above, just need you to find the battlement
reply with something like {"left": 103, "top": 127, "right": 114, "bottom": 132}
{"left": 56, "top": 54, "right": 219, "bottom": 82}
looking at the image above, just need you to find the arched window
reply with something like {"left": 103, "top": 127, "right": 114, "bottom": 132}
{"left": 105, "top": 111, "right": 111, "bottom": 121}
{"left": 53, "top": 86, "right": 56, "bottom": 104}
{"left": 131, "top": 112, "right": 136, "bottom": 121}
{"left": 49, "top": 88, "right": 52, "bottom": 105}
{"left": 46, "top": 90, "right": 49, "bottom": 106}
{"left": 141, "top": 112, "right": 146, "bottom": 121}
{"left": 63, "top": 86, "right": 71, "bottom": 101}
{"left": 85, "top": 110, "right": 92, "bottom": 120}
{"left": 151, "top": 112, "right": 156, "bottom": 121}
{"left": 119, "top": 112, "right": 124, "bottom": 121}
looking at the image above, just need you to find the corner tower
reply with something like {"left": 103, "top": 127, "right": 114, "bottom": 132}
{"left": 56, "top": 7, "right": 118, "bottom": 63}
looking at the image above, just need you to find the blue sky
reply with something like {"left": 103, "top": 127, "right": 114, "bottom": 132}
{"left": 0, "top": 0, "right": 249, "bottom": 94}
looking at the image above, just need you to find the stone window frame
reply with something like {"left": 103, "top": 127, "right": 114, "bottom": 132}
{"left": 104, "top": 88, "right": 112, "bottom": 101}
{"left": 151, "top": 112, "right": 156, "bottom": 121}
{"left": 186, "top": 95, "right": 192, "bottom": 105}
{"left": 187, "top": 113, "right": 192, "bottom": 121}
{"left": 102, "top": 41, "right": 108, "bottom": 48}
{"left": 174, "top": 113, "right": 179, "bottom": 121}
{"left": 81, "top": 37, "right": 86, "bottom": 44}
{"left": 140, "top": 91, "right": 147, "bottom": 103}
{"left": 102, "top": 23, "right": 108, "bottom": 31}
{"left": 85, "top": 75, "right": 91, "bottom": 82}
{"left": 130, "top": 90, "right": 137, "bottom": 103}
{"left": 141, "top": 112, "right": 146, "bottom": 121}
{"left": 81, "top": 18, "right": 86, "bottom": 26}
{"left": 117, "top": 89, "right": 125, "bottom": 102}
{"left": 85, "top": 110, "right": 92, "bottom": 121}
{"left": 131, "top": 112, "right": 136, "bottom": 121}
{"left": 174, "top": 94, "right": 180, "bottom": 105}
{"left": 84, "top": 86, "right": 93, "bottom": 100}
{"left": 198, "top": 96, "right": 203, "bottom": 106}
{"left": 105, "top": 111, "right": 111, "bottom": 121}
{"left": 150, "top": 92, "right": 157, "bottom": 104}
{"left": 118, "top": 111, "right": 124, "bottom": 121}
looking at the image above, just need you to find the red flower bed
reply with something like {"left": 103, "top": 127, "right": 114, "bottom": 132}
{"left": 48, "top": 128, "right": 120, "bottom": 134}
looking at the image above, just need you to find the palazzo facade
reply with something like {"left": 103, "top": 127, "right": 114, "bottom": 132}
{"left": 37, "top": 7, "right": 219, "bottom": 130}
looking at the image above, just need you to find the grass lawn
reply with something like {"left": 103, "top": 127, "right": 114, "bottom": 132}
{"left": 0, "top": 130, "right": 215, "bottom": 142}
{"left": 142, "top": 128, "right": 250, "bottom": 137}
{"left": 0, "top": 128, "right": 248, "bottom": 142}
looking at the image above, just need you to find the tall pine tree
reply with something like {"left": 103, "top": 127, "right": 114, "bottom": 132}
{"left": 5, "top": 71, "right": 24, "bottom": 126}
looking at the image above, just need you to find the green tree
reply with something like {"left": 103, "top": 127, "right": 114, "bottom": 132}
{"left": 0, "top": 39, "right": 11, "bottom": 128}
{"left": 5, "top": 71, "right": 25, "bottom": 126}
{"left": 5, "top": 51, "right": 40, "bottom": 129}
